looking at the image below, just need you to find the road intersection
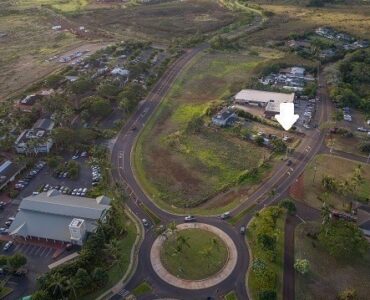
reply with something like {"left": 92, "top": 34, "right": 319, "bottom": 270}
{"left": 109, "top": 46, "right": 337, "bottom": 299}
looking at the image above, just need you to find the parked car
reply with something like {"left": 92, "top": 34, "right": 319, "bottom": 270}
{"left": 184, "top": 215, "right": 196, "bottom": 222}
{"left": 3, "top": 241, "right": 13, "bottom": 251}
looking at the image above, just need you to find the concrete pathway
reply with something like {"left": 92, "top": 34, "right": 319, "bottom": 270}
{"left": 150, "top": 223, "right": 238, "bottom": 290}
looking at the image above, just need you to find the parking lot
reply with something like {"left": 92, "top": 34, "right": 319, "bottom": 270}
{"left": 294, "top": 97, "right": 318, "bottom": 131}
{"left": 16, "top": 155, "right": 98, "bottom": 200}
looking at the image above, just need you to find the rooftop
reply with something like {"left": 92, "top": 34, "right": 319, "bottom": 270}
{"left": 234, "top": 89, "right": 295, "bottom": 104}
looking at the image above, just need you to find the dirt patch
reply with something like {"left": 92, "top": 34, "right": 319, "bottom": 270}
{"left": 289, "top": 173, "right": 304, "bottom": 200}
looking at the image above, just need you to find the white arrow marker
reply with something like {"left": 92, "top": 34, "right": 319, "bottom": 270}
{"left": 275, "top": 103, "right": 299, "bottom": 131}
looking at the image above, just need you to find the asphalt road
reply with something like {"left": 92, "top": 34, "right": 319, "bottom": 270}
{"left": 109, "top": 48, "right": 333, "bottom": 299}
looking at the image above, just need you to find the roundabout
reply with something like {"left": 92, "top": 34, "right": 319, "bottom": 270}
{"left": 150, "top": 223, "right": 238, "bottom": 290}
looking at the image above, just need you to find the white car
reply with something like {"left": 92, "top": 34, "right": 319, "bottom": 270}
{"left": 184, "top": 215, "right": 196, "bottom": 222}
{"left": 3, "top": 241, "right": 13, "bottom": 251}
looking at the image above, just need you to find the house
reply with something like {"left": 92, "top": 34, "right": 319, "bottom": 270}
{"left": 0, "top": 160, "right": 24, "bottom": 191}
{"left": 212, "top": 108, "right": 237, "bottom": 127}
{"left": 14, "top": 118, "right": 55, "bottom": 154}
{"left": 357, "top": 205, "right": 370, "bottom": 237}
{"left": 111, "top": 67, "right": 129, "bottom": 77}
{"left": 8, "top": 191, "right": 111, "bottom": 245}
{"left": 234, "top": 89, "right": 295, "bottom": 118}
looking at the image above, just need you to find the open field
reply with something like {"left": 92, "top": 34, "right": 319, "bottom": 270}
{"left": 242, "top": 3, "right": 370, "bottom": 46}
{"left": 134, "top": 49, "right": 288, "bottom": 209}
{"left": 67, "top": 0, "right": 248, "bottom": 41}
{"left": 160, "top": 228, "right": 228, "bottom": 280}
{"left": 295, "top": 222, "right": 370, "bottom": 300}
{"left": 297, "top": 154, "right": 370, "bottom": 210}
{"left": 0, "top": 6, "right": 84, "bottom": 99}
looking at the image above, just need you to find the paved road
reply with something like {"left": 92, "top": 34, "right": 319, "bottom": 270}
{"left": 109, "top": 49, "right": 332, "bottom": 299}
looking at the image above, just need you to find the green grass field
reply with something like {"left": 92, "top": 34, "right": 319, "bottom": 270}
{"left": 17, "top": 0, "right": 90, "bottom": 12}
{"left": 300, "top": 154, "right": 370, "bottom": 210}
{"left": 295, "top": 222, "right": 370, "bottom": 300}
{"left": 160, "top": 228, "right": 228, "bottom": 280}
{"left": 134, "top": 49, "right": 285, "bottom": 210}
{"left": 247, "top": 206, "right": 286, "bottom": 300}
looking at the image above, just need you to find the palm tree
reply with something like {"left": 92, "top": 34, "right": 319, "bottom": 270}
{"left": 321, "top": 202, "right": 331, "bottom": 227}
{"left": 48, "top": 273, "right": 67, "bottom": 299}
{"left": 167, "top": 221, "right": 177, "bottom": 238}
{"left": 176, "top": 235, "right": 191, "bottom": 253}
{"left": 199, "top": 246, "right": 213, "bottom": 270}
{"left": 211, "top": 238, "right": 220, "bottom": 252}
{"left": 104, "top": 239, "right": 122, "bottom": 269}
{"left": 65, "top": 278, "right": 79, "bottom": 300}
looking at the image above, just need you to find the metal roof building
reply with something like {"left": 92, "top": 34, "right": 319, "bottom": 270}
{"left": 8, "top": 191, "right": 111, "bottom": 245}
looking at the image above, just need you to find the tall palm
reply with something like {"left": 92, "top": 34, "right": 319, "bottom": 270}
{"left": 199, "top": 246, "right": 213, "bottom": 270}
{"left": 167, "top": 221, "right": 177, "bottom": 238}
{"left": 104, "top": 239, "right": 122, "bottom": 268}
{"left": 48, "top": 273, "right": 67, "bottom": 299}
{"left": 65, "top": 278, "right": 78, "bottom": 300}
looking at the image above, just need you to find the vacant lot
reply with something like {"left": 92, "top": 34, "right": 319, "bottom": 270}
{"left": 68, "top": 0, "right": 244, "bottom": 41}
{"left": 0, "top": 7, "right": 83, "bottom": 99}
{"left": 295, "top": 222, "right": 370, "bottom": 300}
{"left": 242, "top": 4, "right": 370, "bottom": 46}
{"left": 298, "top": 154, "right": 370, "bottom": 210}
{"left": 134, "top": 49, "right": 288, "bottom": 210}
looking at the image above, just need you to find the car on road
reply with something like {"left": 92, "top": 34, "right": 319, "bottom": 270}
{"left": 184, "top": 215, "right": 196, "bottom": 222}
{"left": 4, "top": 221, "right": 12, "bottom": 228}
{"left": 3, "top": 241, "right": 13, "bottom": 251}
{"left": 287, "top": 160, "right": 293, "bottom": 166}
{"left": 0, "top": 228, "right": 8, "bottom": 235}
{"left": 220, "top": 212, "right": 231, "bottom": 220}
{"left": 357, "top": 127, "right": 368, "bottom": 132}
{"left": 142, "top": 219, "right": 150, "bottom": 228}
{"left": 240, "top": 226, "right": 246, "bottom": 235}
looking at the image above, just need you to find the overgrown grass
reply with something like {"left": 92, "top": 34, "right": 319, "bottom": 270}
{"left": 299, "top": 154, "right": 370, "bottom": 210}
{"left": 295, "top": 221, "right": 370, "bottom": 300}
{"left": 247, "top": 206, "right": 286, "bottom": 300}
{"left": 134, "top": 50, "right": 278, "bottom": 210}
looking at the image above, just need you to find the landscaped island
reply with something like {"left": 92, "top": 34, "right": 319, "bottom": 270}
{"left": 160, "top": 228, "right": 228, "bottom": 280}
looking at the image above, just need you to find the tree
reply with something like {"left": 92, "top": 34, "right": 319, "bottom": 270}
{"left": 48, "top": 273, "right": 67, "bottom": 299}
{"left": 258, "top": 233, "right": 276, "bottom": 251}
{"left": 258, "top": 290, "right": 277, "bottom": 300}
{"left": 73, "top": 268, "right": 90, "bottom": 289}
{"left": 279, "top": 199, "right": 296, "bottom": 215}
{"left": 85, "top": 97, "right": 112, "bottom": 119}
{"left": 97, "top": 81, "right": 121, "bottom": 99}
{"left": 321, "top": 175, "right": 338, "bottom": 192}
{"left": 71, "top": 77, "right": 95, "bottom": 95}
{"left": 52, "top": 128, "right": 78, "bottom": 150}
{"left": 338, "top": 289, "right": 358, "bottom": 300}
{"left": 271, "top": 139, "right": 287, "bottom": 153}
{"left": 176, "top": 235, "right": 191, "bottom": 253}
{"left": 7, "top": 253, "right": 27, "bottom": 271}
{"left": 92, "top": 267, "right": 109, "bottom": 288}
{"left": 0, "top": 255, "right": 7, "bottom": 267}
{"left": 31, "top": 290, "right": 51, "bottom": 300}
{"left": 255, "top": 136, "right": 265, "bottom": 146}
{"left": 318, "top": 220, "right": 369, "bottom": 259}
{"left": 294, "top": 258, "right": 310, "bottom": 275}
{"left": 186, "top": 116, "right": 204, "bottom": 134}
{"left": 167, "top": 221, "right": 177, "bottom": 238}
{"left": 64, "top": 278, "right": 79, "bottom": 299}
